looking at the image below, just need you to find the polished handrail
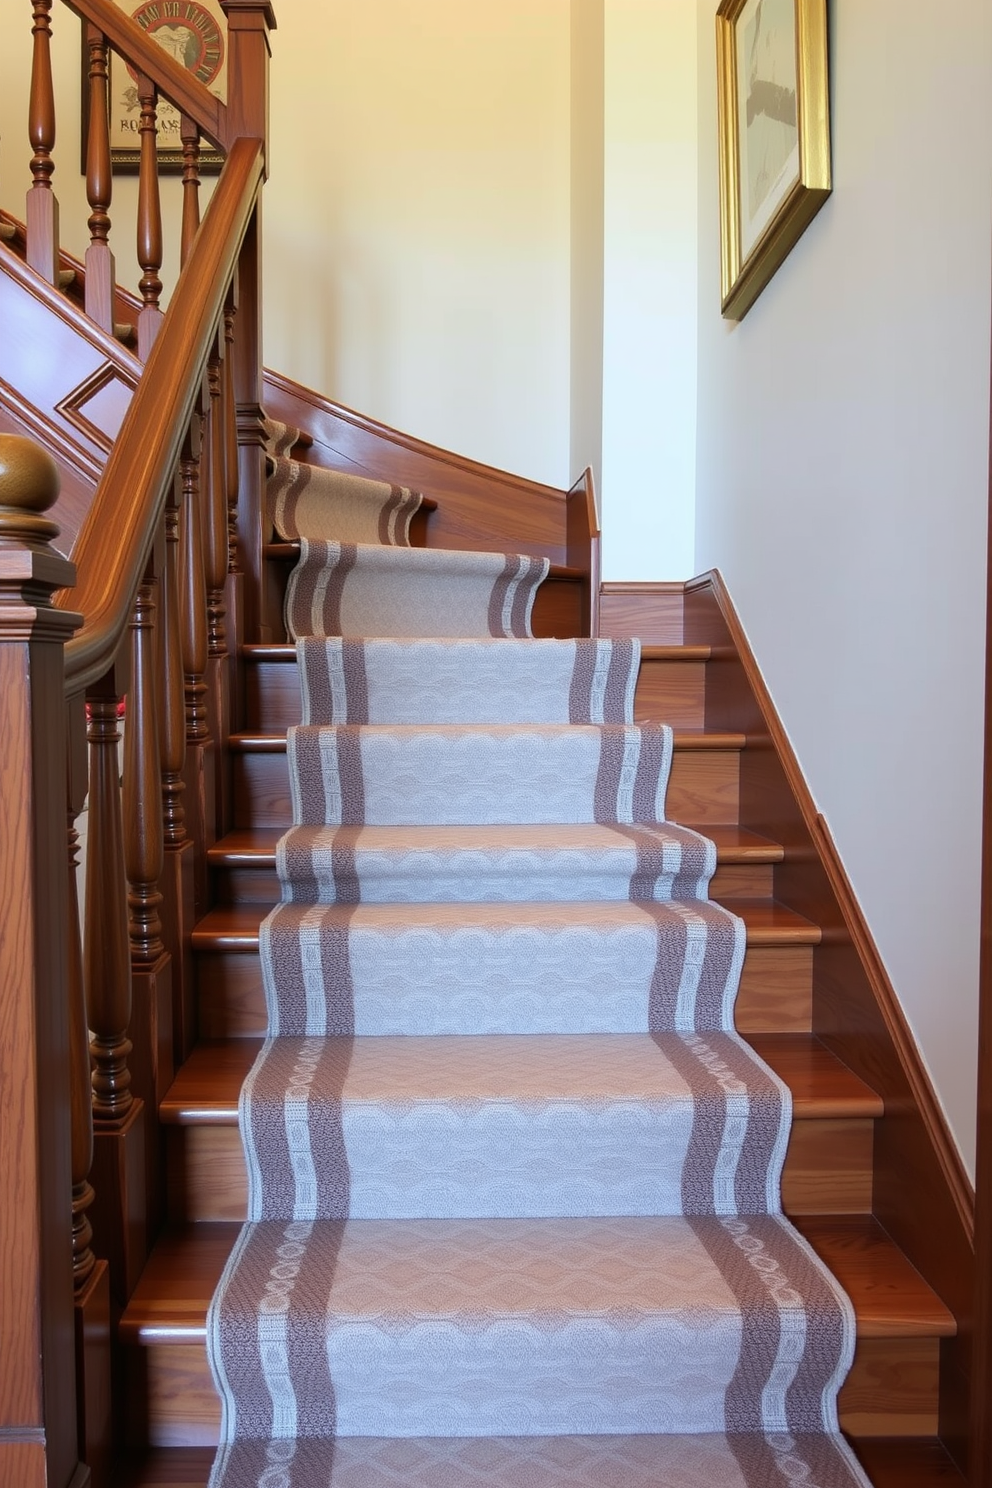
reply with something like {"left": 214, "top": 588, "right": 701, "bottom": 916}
{"left": 64, "top": 0, "right": 229, "bottom": 149}
{"left": 59, "top": 137, "right": 264, "bottom": 693}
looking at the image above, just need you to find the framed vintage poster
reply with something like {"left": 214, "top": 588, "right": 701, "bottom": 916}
{"left": 715, "top": 0, "right": 831, "bottom": 320}
{"left": 83, "top": 0, "right": 228, "bottom": 173}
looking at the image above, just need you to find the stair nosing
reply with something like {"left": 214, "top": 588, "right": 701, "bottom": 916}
{"left": 229, "top": 728, "right": 748, "bottom": 752}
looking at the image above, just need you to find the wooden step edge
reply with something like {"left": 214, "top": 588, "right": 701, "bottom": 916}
{"left": 228, "top": 728, "right": 748, "bottom": 753}
{"left": 160, "top": 1031, "right": 883, "bottom": 1128}
{"left": 119, "top": 1215, "right": 955, "bottom": 1347}
{"left": 207, "top": 822, "right": 786, "bottom": 867}
{"left": 190, "top": 899, "right": 822, "bottom": 951}
{"left": 242, "top": 640, "right": 716, "bottom": 664}
{"left": 115, "top": 1439, "right": 968, "bottom": 1488}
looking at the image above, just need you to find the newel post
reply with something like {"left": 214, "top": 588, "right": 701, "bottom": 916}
{"left": 0, "top": 435, "right": 86, "bottom": 1488}
{"left": 220, "top": 0, "right": 275, "bottom": 645}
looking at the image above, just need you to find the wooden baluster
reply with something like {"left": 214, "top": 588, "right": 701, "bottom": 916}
{"left": 180, "top": 413, "right": 216, "bottom": 910}
{"left": 67, "top": 709, "right": 112, "bottom": 1479}
{"left": 84, "top": 25, "right": 116, "bottom": 334}
{"left": 27, "top": 0, "right": 59, "bottom": 283}
{"left": 160, "top": 476, "right": 197, "bottom": 1060}
{"left": 85, "top": 671, "right": 147, "bottom": 1304}
{"left": 124, "top": 568, "right": 172, "bottom": 1241}
{"left": 224, "top": 288, "right": 241, "bottom": 576}
{"left": 180, "top": 115, "right": 201, "bottom": 270}
{"left": 136, "top": 73, "right": 163, "bottom": 360}
{"left": 204, "top": 337, "right": 228, "bottom": 660}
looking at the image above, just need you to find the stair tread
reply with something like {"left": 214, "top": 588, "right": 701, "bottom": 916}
{"left": 120, "top": 1215, "right": 954, "bottom": 1345}
{"left": 162, "top": 1032, "right": 882, "bottom": 1126}
{"left": 229, "top": 726, "right": 747, "bottom": 751}
{"left": 117, "top": 1438, "right": 968, "bottom": 1487}
{"left": 192, "top": 897, "right": 820, "bottom": 951}
{"left": 265, "top": 545, "right": 576, "bottom": 580}
{"left": 207, "top": 821, "right": 784, "bottom": 866}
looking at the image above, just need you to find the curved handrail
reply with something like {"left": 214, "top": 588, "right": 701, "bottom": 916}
{"left": 60, "top": 136, "right": 264, "bottom": 694}
{"left": 66, "top": 0, "right": 230, "bottom": 149}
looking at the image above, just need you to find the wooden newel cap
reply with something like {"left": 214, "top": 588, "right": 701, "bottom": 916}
{"left": 0, "top": 434, "right": 61, "bottom": 549}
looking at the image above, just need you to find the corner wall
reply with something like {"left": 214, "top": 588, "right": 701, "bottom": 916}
{"left": 695, "top": 0, "right": 992, "bottom": 1174}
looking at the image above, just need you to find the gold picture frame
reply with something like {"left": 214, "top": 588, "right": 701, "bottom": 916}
{"left": 716, "top": 0, "right": 831, "bottom": 320}
{"left": 81, "top": 0, "right": 227, "bottom": 175}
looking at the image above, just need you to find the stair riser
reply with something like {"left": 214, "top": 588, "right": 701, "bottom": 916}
{"left": 166, "top": 1116, "right": 874, "bottom": 1225}
{"left": 209, "top": 859, "right": 775, "bottom": 906}
{"left": 195, "top": 944, "right": 814, "bottom": 1039}
{"left": 232, "top": 748, "right": 741, "bottom": 830}
{"left": 131, "top": 1335, "right": 941, "bottom": 1448}
{"left": 244, "top": 657, "right": 708, "bottom": 734}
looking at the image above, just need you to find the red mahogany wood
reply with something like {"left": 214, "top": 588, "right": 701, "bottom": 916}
{"left": 136, "top": 75, "right": 164, "bottom": 362}
{"left": 84, "top": 24, "right": 116, "bottom": 335}
{"left": 179, "top": 119, "right": 201, "bottom": 271}
{"left": 27, "top": 0, "right": 59, "bottom": 285}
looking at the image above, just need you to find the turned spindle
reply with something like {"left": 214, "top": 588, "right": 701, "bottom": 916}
{"left": 84, "top": 25, "right": 115, "bottom": 333}
{"left": 204, "top": 341, "right": 228, "bottom": 656}
{"left": 223, "top": 292, "right": 241, "bottom": 573}
{"left": 84, "top": 683, "right": 133, "bottom": 1124}
{"left": 180, "top": 420, "right": 209, "bottom": 742}
{"left": 68, "top": 812, "right": 96, "bottom": 1294}
{"left": 124, "top": 574, "right": 164, "bottom": 965}
{"left": 161, "top": 479, "right": 187, "bottom": 845}
{"left": 180, "top": 115, "right": 201, "bottom": 270}
{"left": 27, "top": 0, "right": 59, "bottom": 283}
{"left": 136, "top": 73, "right": 163, "bottom": 360}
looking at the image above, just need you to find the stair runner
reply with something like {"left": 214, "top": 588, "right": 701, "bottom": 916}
{"left": 204, "top": 432, "right": 872, "bottom": 1486}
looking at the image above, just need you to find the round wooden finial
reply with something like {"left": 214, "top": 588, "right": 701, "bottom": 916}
{"left": 0, "top": 434, "right": 61, "bottom": 547}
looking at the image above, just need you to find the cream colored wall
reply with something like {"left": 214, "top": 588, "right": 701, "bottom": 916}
{"left": 263, "top": 1, "right": 572, "bottom": 489}
{"left": 600, "top": 0, "right": 698, "bottom": 580}
{"left": 570, "top": 0, "right": 605, "bottom": 501}
{"left": 695, "top": 0, "right": 992, "bottom": 1174}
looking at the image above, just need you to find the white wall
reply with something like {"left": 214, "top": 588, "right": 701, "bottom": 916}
{"left": 570, "top": 0, "right": 606, "bottom": 500}
{"left": 263, "top": 1, "right": 572, "bottom": 490}
{"left": 695, "top": 0, "right": 992, "bottom": 1174}
{"left": 600, "top": 0, "right": 698, "bottom": 580}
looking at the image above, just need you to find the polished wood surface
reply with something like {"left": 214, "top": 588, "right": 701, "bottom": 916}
{"left": 261, "top": 369, "right": 573, "bottom": 565}
{"left": 179, "top": 119, "right": 201, "bottom": 271}
{"left": 599, "top": 581, "right": 686, "bottom": 643}
{"left": 84, "top": 24, "right": 116, "bottom": 335}
{"left": 27, "top": 0, "right": 59, "bottom": 285}
{"left": 682, "top": 571, "right": 975, "bottom": 1468}
{"left": 0, "top": 437, "right": 84, "bottom": 1485}
{"left": 136, "top": 74, "right": 164, "bottom": 361}
{"left": 58, "top": 138, "right": 265, "bottom": 695}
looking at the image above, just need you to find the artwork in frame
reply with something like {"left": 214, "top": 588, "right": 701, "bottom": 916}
{"left": 715, "top": 0, "right": 831, "bottom": 320}
{"left": 82, "top": 0, "right": 227, "bottom": 174}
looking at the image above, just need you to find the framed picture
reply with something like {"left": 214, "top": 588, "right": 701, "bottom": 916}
{"left": 716, "top": 0, "right": 831, "bottom": 320}
{"left": 81, "top": 0, "right": 228, "bottom": 174}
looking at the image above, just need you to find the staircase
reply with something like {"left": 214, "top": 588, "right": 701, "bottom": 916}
{"left": 0, "top": 3, "right": 973, "bottom": 1482}
{"left": 109, "top": 445, "right": 961, "bottom": 1484}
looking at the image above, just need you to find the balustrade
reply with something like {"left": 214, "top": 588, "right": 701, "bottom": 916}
{"left": 84, "top": 23, "right": 115, "bottom": 332}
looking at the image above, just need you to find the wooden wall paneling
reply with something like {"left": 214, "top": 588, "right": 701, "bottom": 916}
{"left": 0, "top": 436, "right": 87, "bottom": 1486}
{"left": 261, "top": 370, "right": 570, "bottom": 565}
{"left": 683, "top": 569, "right": 975, "bottom": 1472}
{"left": 598, "top": 582, "right": 686, "bottom": 644}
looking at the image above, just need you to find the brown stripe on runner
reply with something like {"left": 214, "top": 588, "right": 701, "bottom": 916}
{"left": 287, "top": 538, "right": 333, "bottom": 641}
{"left": 319, "top": 541, "right": 358, "bottom": 636}
{"left": 335, "top": 727, "right": 366, "bottom": 825}
{"left": 279, "top": 460, "right": 313, "bottom": 541}
{"left": 245, "top": 1038, "right": 354, "bottom": 1220}
{"left": 299, "top": 640, "right": 335, "bottom": 726}
{"left": 378, "top": 485, "right": 406, "bottom": 545}
{"left": 331, "top": 825, "right": 363, "bottom": 904}
{"left": 593, "top": 726, "right": 628, "bottom": 823}
{"left": 691, "top": 902, "right": 745, "bottom": 1031}
{"left": 611, "top": 823, "right": 675, "bottom": 901}
{"left": 287, "top": 729, "right": 328, "bottom": 825}
{"left": 509, "top": 556, "right": 544, "bottom": 637}
{"left": 263, "top": 903, "right": 358, "bottom": 1036}
{"left": 779, "top": 1221, "right": 850, "bottom": 1432}
{"left": 720, "top": 1037, "right": 787, "bottom": 1215}
{"left": 396, "top": 489, "right": 423, "bottom": 546}
{"left": 632, "top": 725, "right": 668, "bottom": 824}
{"left": 651, "top": 1032, "right": 731, "bottom": 1214}
{"left": 341, "top": 639, "right": 370, "bottom": 724}
{"left": 687, "top": 1217, "right": 782, "bottom": 1433}
{"left": 209, "top": 1224, "right": 284, "bottom": 1440}
{"left": 604, "top": 638, "right": 636, "bottom": 724}
{"left": 487, "top": 554, "right": 520, "bottom": 637}
{"left": 284, "top": 1220, "right": 346, "bottom": 1435}
{"left": 645, "top": 903, "right": 690, "bottom": 1031}
{"left": 569, "top": 640, "right": 596, "bottom": 723}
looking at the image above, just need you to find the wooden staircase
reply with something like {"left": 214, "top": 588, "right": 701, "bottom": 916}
{"left": 115, "top": 543, "right": 963, "bottom": 1483}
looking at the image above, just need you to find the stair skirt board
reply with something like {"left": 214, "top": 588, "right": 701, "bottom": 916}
{"left": 200, "top": 456, "right": 872, "bottom": 1487}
